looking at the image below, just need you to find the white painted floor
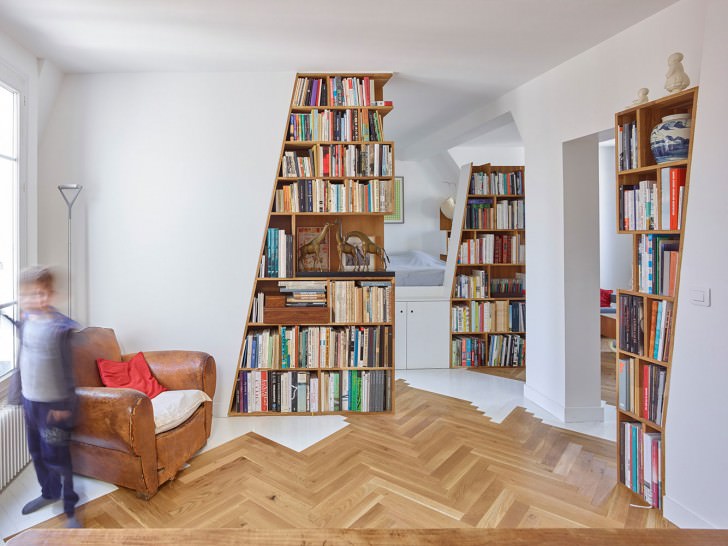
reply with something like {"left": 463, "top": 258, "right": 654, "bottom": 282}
{"left": 0, "top": 368, "right": 615, "bottom": 542}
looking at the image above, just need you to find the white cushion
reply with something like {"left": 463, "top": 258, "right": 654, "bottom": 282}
{"left": 151, "top": 389, "right": 211, "bottom": 434}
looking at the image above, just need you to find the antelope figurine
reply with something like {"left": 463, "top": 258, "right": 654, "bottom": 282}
{"left": 344, "top": 230, "right": 390, "bottom": 271}
{"left": 333, "top": 218, "right": 365, "bottom": 271}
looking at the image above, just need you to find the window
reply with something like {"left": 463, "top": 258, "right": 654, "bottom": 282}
{"left": 0, "top": 74, "right": 20, "bottom": 381}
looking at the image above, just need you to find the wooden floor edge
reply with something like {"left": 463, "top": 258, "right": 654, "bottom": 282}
{"left": 9, "top": 528, "right": 728, "bottom": 546}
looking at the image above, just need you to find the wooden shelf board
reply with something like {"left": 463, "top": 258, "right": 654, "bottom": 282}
{"left": 617, "top": 409, "right": 664, "bottom": 432}
{"left": 616, "top": 158, "right": 688, "bottom": 175}
{"left": 271, "top": 212, "right": 387, "bottom": 216}
{"left": 457, "top": 263, "right": 525, "bottom": 267}
{"left": 617, "top": 289, "right": 675, "bottom": 302}
{"left": 452, "top": 331, "right": 526, "bottom": 335}
{"left": 468, "top": 193, "right": 524, "bottom": 198}
{"left": 230, "top": 410, "right": 393, "bottom": 416}
{"left": 462, "top": 228, "right": 525, "bottom": 232}
{"left": 616, "top": 349, "right": 670, "bottom": 367}
{"left": 236, "top": 367, "right": 394, "bottom": 372}
{"left": 277, "top": 176, "right": 394, "bottom": 181}
{"left": 616, "top": 229, "right": 682, "bottom": 235}
{"left": 451, "top": 297, "right": 525, "bottom": 301}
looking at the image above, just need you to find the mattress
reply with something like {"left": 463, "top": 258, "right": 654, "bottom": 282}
{"left": 388, "top": 250, "right": 446, "bottom": 286}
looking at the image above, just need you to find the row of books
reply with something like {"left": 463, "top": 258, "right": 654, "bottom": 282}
{"left": 617, "top": 121, "right": 638, "bottom": 171}
{"left": 470, "top": 171, "right": 524, "bottom": 196}
{"left": 451, "top": 337, "right": 486, "bottom": 367}
{"left": 280, "top": 285, "right": 327, "bottom": 307}
{"left": 234, "top": 370, "right": 318, "bottom": 413}
{"left": 260, "top": 228, "right": 293, "bottom": 278}
{"left": 637, "top": 234, "right": 679, "bottom": 296}
{"left": 620, "top": 422, "right": 662, "bottom": 508}
{"left": 488, "top": 334, "right": 525, "bottom": 367}
{"left": 618, "top": 167, "right": 686, "bottom": 231}
{"left": 330, "top": 281, "right": 392, "bottom": 323}
{"left": 453, "top": 271, "right": 488, "bottom": 299}
{"left": 273, "top": 178, "right": 392, "bottom": 213}
{"left": 457, "top": 234, "right": 524, "bottom": 265}
{"left": 318, "top": 143, "right": 393, "bottom": 178}
{"left": 293, "top": 76, "right": 380, "bottom": 108}
{"left": 451, "top": 300, "right": 525, "bottom": 333}
{"left": 618, "top": 294, "right": 644, "bottom": 356}
{"left": 282, "top": 149, "right": 315, "bottom": 178}
{"left": 465, "top": 198, "right": 524, "bottom": 230}
{"left": 295, "top": 325, "right": 392, "bottom": 369}
{"left": 452, "top": 335, "right": 526, "bottom": 368}
{"left": 242, "top": 325, "right": 392, "bottom": 369}
{"left": 618, "top": 358, "right": 667, "bottom": 425}
{"left": 251, "top": 291, "right": 265, "bottom": 322}
{"left": 647, "top": 300, "right": 673, "bottom": 362}
{"left": 320, "top": 369, "right": 390, "bottom": 412}
{"left": 619, "top": 179, "right": 657, "bottom": 231}
{"left": 491, "top": 274, "right": 526, "bottom": 297}
{"left": 288, "top": 109, "right": 384, "bottom": 142}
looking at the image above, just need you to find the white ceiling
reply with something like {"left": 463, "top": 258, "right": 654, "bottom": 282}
{"left": 0, "top": 0, "right": 677, "bottom": 149}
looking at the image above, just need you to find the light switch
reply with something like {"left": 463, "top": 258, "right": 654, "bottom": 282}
{"left": 689, "top": 287, "right": 710, "bottom": 307}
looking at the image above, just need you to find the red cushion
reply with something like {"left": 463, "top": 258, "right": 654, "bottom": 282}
{"left": 97, "top": 352, "right": 167, "bottom": 399}
{"left": 600, "top": 288, "right": 613, "bottom": 308}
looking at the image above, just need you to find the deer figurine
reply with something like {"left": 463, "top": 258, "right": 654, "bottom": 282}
{"left": 297, "top": 222, "right": 334, "bottom": 271}
{"left": 343, "top": 229, "right": 390, "bottom": 271}
{"left": 333, "top": 218, "right": 365, "bottom": 271}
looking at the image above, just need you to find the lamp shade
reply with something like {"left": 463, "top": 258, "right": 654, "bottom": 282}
{"left": 440, "top": 196, "right": 455, "bottom": 219}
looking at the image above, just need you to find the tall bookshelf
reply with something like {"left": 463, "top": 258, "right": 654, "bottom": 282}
{"left": 228, "top": 73, "right": 396, "bottom": 416}
{"left": 614, "top": 87, "right": 698, "bottom": 510}
{"left": 449, "top": 163, "right": 526, "bottom": 369}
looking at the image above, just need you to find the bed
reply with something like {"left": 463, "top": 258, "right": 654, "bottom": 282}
{"left": 388, "top": 250, "right": 446, "bottom": 287}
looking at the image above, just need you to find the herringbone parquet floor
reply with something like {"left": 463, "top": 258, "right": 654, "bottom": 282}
{"left": 30, "top": 380, "right": 672, "bottom": 530}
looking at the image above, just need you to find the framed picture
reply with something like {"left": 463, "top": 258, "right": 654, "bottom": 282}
{"left": 297, "top": 226, "right": 331, "bottom": 272}
{"left": 384, "top": 176, "right": 404, "bottom": 223}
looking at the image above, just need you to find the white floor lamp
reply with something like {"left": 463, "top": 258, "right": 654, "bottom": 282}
{"left": 58, "top": 184, "right": 83, "bottom": 318}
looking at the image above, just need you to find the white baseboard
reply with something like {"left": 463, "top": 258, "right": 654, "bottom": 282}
{"left": 663, "top": 495, "right": 717, "bottom": 529}
{"left": 524, "top": 384, "right": 604, "bottom": 423}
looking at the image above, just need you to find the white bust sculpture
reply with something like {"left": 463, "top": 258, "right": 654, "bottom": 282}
{"left": 632, "top": 88, "right": 649, "bottom": 106}
{"left": 665, "top": 52, "right": 690, "bottom": 94}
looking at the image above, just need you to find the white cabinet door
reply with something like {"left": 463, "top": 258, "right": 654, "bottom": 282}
{"left": 395, "top": 301, "right": 408, "bottom": 369}
{"left": 404, "top": 300, "right": 449, "bottom": 369}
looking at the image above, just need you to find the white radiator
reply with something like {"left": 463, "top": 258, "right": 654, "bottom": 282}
{"left": 0, "top": 405, "right": 30, "bottom": 491}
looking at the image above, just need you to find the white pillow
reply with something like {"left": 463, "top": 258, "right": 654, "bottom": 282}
{"left": 151, "top": 389, "right": 211, "bottom": 434}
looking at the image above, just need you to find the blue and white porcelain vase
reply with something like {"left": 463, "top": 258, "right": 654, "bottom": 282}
{"left": 650, "top": 113, "right": 690, "bottom": 164}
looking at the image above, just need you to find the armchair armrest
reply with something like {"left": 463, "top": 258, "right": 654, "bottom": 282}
{"left": 124, "top": 351, "right": 216, "bottom": 399}
{"left": 73, "top": 387, "right": 156, "bottom": 459}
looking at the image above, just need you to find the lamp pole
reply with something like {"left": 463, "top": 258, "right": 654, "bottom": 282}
{"left": 58, "top": 184, "right": 83, "bottom": 318}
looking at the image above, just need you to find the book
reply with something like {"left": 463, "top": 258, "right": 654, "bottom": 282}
{"left": 669, "top": 167, "right": 687, "bottom": 230}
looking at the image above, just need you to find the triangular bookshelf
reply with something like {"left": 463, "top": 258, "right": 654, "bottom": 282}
{"left": 449, "top": 163, "right": 526, "bottom": 369}
{"left": 614, "top": 86, "right": 698, "bottom": 510}
{"left": 228, "top": 73, "right": 397, "bottom": 415}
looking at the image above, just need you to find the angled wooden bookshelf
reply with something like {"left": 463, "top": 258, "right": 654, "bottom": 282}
{"left": 449, "top": 163, "right": 526, "bottom": 369}
{"left": 228, "top": 73, "right": 396, "bottom": 416}
{"left": 614, "top": 87, "right": 698, "bottom": 510}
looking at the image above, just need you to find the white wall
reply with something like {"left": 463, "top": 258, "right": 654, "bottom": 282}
{"left": 39, "top": 72, "right": 294, "bottom": 415}
{"left": 599, "top": 144, "right": 631, "bottom": 291}
{"left": 664, "top": 0, "right": 728, "bottom": 528}
{"left": 448, "top": 145, "right": 525, "bottom": 168}
{"left": 385, "top": 154, "right": 456, "bottom": 258}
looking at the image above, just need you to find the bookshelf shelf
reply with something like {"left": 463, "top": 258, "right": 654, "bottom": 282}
{"left": 449, "top": 163, "right": 526, "bottom": 369}
{"left": 615, "top": 86, "right": 698, "bottom": 511}
{"left": 229, "top": 73, "right": 396, "bottom": 416}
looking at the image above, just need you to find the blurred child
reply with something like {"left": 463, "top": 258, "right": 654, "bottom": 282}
{"left": 14, "top": 266, "right": 81, "bottom": 528}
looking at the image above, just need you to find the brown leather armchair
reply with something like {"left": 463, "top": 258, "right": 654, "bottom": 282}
{"left": 69, "top": 327, "right": 216, "bottom": 499}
